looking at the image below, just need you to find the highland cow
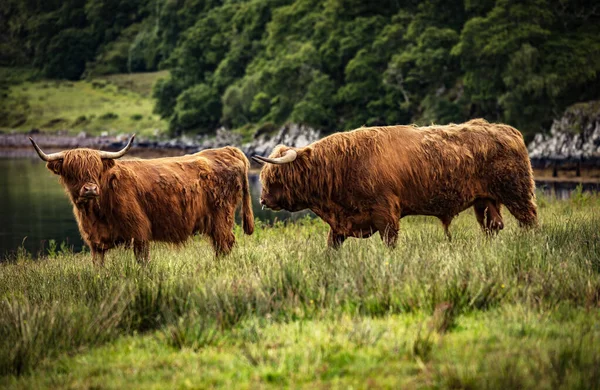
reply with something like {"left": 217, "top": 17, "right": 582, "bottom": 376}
{"left": 253, "top": 119, "right": 537, "bottom": 248}
{"left": 31, "top": 136, "right": 254, "bottom": 263}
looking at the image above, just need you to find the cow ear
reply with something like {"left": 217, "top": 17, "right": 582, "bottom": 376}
{"left": 47, "top": 161, "right": 62, "bottom": 175}
{"left": 102, "top": 159, "right": 115, "bottom": 170}
{"left": 299, "top": 147, "right": 312, "bottom": 160}
{"left": 108, "top": 172, "right": 119, "bottom": 190}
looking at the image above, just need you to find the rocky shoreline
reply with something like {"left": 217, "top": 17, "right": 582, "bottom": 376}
{"left": 528, "top": 101, "right": 600, "bottom": 172}
{"left": 0, "top": 124, "right": 322, "bottom": 163}
{"left": 3, "top": 101, "right": 600, "bottom": 172}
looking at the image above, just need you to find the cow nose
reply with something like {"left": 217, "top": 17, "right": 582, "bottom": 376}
{"left": 81, "top": 183, "right": 99, "bottom": 197}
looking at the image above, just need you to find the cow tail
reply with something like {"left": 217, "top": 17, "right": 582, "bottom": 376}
{"left": 241, "top": 167, "right": 255, "bottom": 235}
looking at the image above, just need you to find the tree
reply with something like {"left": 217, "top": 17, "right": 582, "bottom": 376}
{"left": 44, "top": 28, "right": 96, "bottom": 79}
{"left": 170, "top": 83, "right": 221, "bottom": 134}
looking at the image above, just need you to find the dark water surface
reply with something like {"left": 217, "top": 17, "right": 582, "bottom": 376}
{"left": 0, "top": 157, "right": 309, "bottom": 258}
{"left": 1, "top": 157, "right": 598, "bottom": 258}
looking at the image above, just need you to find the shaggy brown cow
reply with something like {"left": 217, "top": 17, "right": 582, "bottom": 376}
{"left": 31, "top": 136, "right": 254, "bottom": 263}
{"left": 253, "top": 119, "right": 537, "bottom": 248}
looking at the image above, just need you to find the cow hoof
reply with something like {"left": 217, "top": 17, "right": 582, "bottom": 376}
{"left": 489, "top": 218, "right": 504, "bottom": 231}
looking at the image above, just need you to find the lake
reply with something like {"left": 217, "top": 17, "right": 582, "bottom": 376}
{"left": 1, "top": 156, "right": 598, "bottom": 258}
{"left": 0, "top": 157, "right": 310, "bottom": 258}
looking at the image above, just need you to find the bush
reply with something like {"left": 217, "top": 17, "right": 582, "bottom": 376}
{"left": 170, "top": 83, "right": 221, "bottom": 134}
{"left": 72, "top": 115, "right": 88, "bottom": 126}
{"left": 152, "top": 77, "right": 181, "bottom": 119}
{"left": 43, "top": 29, "right": 97, "bottom": 80}
{"left": 99, "top": 112, "right": 119, "bottom": 120}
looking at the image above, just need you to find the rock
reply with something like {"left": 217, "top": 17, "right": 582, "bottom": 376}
{"left": 528, "top": 100, "right": 600, "bottom": 167}
{"left": 242, "top": 123, "right": 321, "bottom": 158}
{"left": 191, "top": 124, "right": 321, "bottom": 159}
{"left": 1, "top": 123, "right": 321, "bottom": 160}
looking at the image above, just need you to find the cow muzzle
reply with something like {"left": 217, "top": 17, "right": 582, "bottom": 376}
{"left": 80, "top": 183, "right": 100, "bottom": 199}
{"left": 259, "top": 197, "right": 281, "bottom": 211}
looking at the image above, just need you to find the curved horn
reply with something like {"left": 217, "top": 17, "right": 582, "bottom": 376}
{"left": 29, "top": 138, "right": 65, "bottom": 162}
{"left": 251, "top": 156, "right": 265, "bottom": 165}
{"left": 252, "top": 149, "right": 297, "bottom": 165}
{"left": 98, "top": 135, "right": 135, "bottom": 159}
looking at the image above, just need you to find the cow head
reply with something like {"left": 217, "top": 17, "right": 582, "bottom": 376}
{"left": 30, "top": 136, "right": 135, "bottom": 204}
{"left": 252, "top": 145, "right": 310, "bottom": 212}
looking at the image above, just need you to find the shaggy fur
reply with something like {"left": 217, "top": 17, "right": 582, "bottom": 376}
{"left": 41, "top": 146, "right": 254, "bottom": 263}
{"left": 258, "top": 119, "right": 537, "bottom": 248}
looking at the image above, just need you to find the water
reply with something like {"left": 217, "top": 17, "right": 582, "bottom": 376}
{"left": 0, "top": 157, "right": 309, "bottom": 258}
{"left": 0, "top": 157, "right": 598, "bottom": 258}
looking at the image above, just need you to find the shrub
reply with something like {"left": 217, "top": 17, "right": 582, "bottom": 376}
{"left": 99, "top": 112, "right": 119, "bottom": 120}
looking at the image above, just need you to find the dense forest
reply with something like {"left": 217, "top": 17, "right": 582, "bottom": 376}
{"left": 2, "top": 0, "right": 599, "bottom": 137}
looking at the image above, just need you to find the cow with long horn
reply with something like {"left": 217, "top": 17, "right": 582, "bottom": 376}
{"left": 253, "top": 119, "right": 537, "bottom": 248}
{"left": 31, "top": 136, "right": 254, "bottom": 263}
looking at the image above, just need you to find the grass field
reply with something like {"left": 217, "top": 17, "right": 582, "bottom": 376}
{"left": 1, "top": 193, "right": 599, "bottom": 388}
{"left": 0, "top": 69, "right": 169, "bottom": 136}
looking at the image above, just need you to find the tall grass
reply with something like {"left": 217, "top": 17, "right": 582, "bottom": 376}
{"left": 0, "top": 194, "right": 599, "bottom": 377}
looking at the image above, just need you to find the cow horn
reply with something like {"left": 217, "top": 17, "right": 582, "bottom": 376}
{"left": 251, "top": 156, "right": 265, "bottom": 165}
{"left": 252, "top": 150, "right": 297, "bottom": 164}
{"left": 29, "top": 138, "right": 65, "bottom": 162}
{"left": 99, "top": 135, "right": 135, "bottom": 159}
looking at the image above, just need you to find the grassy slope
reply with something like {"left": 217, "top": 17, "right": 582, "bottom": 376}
{"left": 1, "top": 193, "right": 600, "bottom": 388}
{"left": 0, "top": 70, "right": 169, "bottom": 136}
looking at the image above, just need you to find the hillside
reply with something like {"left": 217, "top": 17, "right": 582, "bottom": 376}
{"left": 2, "top": 0, "right": 599, "bottom": 137}
{"left": 0, "top": 70, "right": 168, "bottom": 136}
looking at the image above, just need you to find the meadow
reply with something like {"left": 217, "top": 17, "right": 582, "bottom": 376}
{"left": 1, "top": 192, "right": 599, "bottom": 389}
{"left": 0, "top": 69, "right": 168, "bottom": 136}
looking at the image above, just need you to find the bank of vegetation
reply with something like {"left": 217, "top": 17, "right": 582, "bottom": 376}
{"left": 2, "top": 0, "right": 599, "bottom": 137}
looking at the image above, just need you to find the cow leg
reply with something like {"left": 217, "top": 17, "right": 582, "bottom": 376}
{"left": 209, "top": 230, "right": 235, "bottom": 256}
{"left": 327, "top": 228, "right": 346, "bottom": 249}
{"left": 373, "top": 216, "right": 399, "bottom": 248}
{"left": 474, "top": 199, "right": 504, "bottom": 235}
{"left": 91, "top": 247, "right": 106, "bottom": 266}
{"left": 208, "top": 208, "right": 237, "bottom": 256}
{"left": 133, "top": 241, "right": 150, "bottom": 264}
{"left": 485, "top": 203, "right": 504, "bottom": 233}
{"left": 438, "top": 216, "right": 453, "bottom": 241}
{"left": 474, "top": 200, "right": 487, "bottom": 233}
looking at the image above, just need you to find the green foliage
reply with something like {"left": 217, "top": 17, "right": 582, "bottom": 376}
{"left": 151, "top": 76, "right": 180, "bottom": 119}
{"left": 46, "top": 240, "right": 72, "bottom": 258}
{"left": 455, "top": 0, "right": 600, "bottom": 132}
{"left": 153, "top": 0, "right": 599, "bottom": 135}
{"left": 44, "top": 28, "right": 97, "bottom": 80}
{"left": 3, "top": 0, "right": 600, "bottom": 135}
{"left": 2, "top": 0, "right": 153, "bottom": 80}
{"left": 171, "top": 83, "right": 221, "bottom": 134}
